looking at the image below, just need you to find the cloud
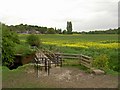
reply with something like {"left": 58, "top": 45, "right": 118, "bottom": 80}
{"left": 0, "top": 0, "right": 119, "bottom": 31}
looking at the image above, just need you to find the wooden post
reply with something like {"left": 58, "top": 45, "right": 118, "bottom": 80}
{"left": 60, "top": 58, "right": 63, "bottom": 67}
{"left": 80, "top": 54, "right": 82, "bottom": 65}
{"left": 56, "top": 55, "right": 59, "bottom": 66}
{"left": 45, "top": 58, "right": 47, "bottom": 72}
{"left": 36, "top": 60, "right": 39, "bottom": 78}
{"left": 55, "top": 58, "right": 57, "bottom": 67}
{"left": 34, "top": 60, "right": 36, "bottom": 72}
{"left": 49, "top": 59, "right": 51, "bottom": 68}
{"left": 89, "top": 58, "right": 92, "bottom": 69}
{"left": 48, "top": 60, "right": 50, "bottom": 75}
{"left": 60, "top": 57, "right": 62, "bottom": 67}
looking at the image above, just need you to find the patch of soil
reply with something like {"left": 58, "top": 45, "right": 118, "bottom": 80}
{"left": 8, "top": 53, "right": 35, "bottom": 70}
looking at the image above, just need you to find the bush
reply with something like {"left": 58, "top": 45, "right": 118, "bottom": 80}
{"left": 26, "top": 34, "right": 41, "bottom": 47}
{"left": 2, "top": 24, "right": 20, "bottom": 66}
{"left": 92, "top": 54, "right": 109, "bottom": 70}
{"left": 108, "top": 49, "right": 119, "bottom": 72}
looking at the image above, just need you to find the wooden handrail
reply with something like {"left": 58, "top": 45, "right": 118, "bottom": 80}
{"left": 34, "top": 47, "right": 92, "bottom": 69}
{"left": 55, "top": 53, "right": 91, "bottom": 59}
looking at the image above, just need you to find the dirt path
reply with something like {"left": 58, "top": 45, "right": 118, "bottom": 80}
{"left": 2, "top": 66, "right": 118, "bottom": 88}
{"left": 25, "top": 66, "right": 118, "bottom": 88}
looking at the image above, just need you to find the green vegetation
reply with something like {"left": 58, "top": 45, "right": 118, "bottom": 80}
{"left": 26, "top": 34, "right": 41, "bottom": 47}
{"left": 92, "top": 54, "right": 109, "bottom": 71}
{"left": 19, "top": 34, "right": 119, "bottom": 73}
{"left": 14, "top": 44, "right": 36, "bottom": 56}
{"left": 47, "top": 28, "right": 56, "bottom": 34}
{"left": 2, "top": 64, "right": 51, "bottom": 88}
{"left": 5, "top": 23, "right": 119, "bottom": 34}
{"left": 2, "top": 24, "right": 36, "bottom": 67}
{"left": 8, "top": 24, "right": 62, "bottom": 34}
{"left": 2, "top": 23, "right": 119, "bottom": 88}
{"left": 2, "top": 23, "right": 119, "bottom": 74}
{"left": 63, "top": 59, "right": 88, "bottom": 71}
{"left": 67, "top": 21, "right": 72, "bottom": 34}
{"left": 2, "top": 24, "right": 20, "bottom": 66}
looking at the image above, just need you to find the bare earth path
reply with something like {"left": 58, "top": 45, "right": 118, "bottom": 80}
{"left": 2, "top": 66, "right": 118, "bottom": 88}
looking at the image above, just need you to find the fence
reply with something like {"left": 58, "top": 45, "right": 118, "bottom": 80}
{"left": 55, "top": 53, "right": 92, "bottom": 68}
{"left": 34, "top": 47, "right": 92, "bottom": 78}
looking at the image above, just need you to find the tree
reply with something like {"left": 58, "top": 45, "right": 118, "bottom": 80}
{"left": 39, "top": 27, "right": 47, "bottom": 34}
{"left": 62, "top": 30, "right": 67, "bottom": 34}
{"left": 66, "top": 21, "right": 73, "bottom": 34}
{"left": 2, "top": 24, "right": 20, "bottom": 66}
{"left": 47, "top": 28, "right": 56, "bottom": 34}
{"left": 55, "top": 28, "right": 62, "bottom": 34}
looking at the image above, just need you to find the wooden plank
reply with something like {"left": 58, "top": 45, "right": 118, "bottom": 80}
{"left": 35, "top": 63, "right": 45, "bottom": 66}
{"left": 80, "top": 60, "right": 91, "bottom": 68}
{"left": 34, "top": 58, "right": 38, "bottom": 61}
{"left": 81, "top": 54, "right": 91, "bottom": 59}
{"left": 56, "top": 55, "right": 79, "bottom": 59}
{"left": 55, "top": 53, "right": 92, "bottom": 59}
{"left": 55, "top": 53, "right": 80, "bottom": 56}
{"left": 61, "top": 56, "right": 79, "bottom": 59}
{"left": 81, "top": 57, "right": 91, "bottom": 63}
{"left": 55, "top": 56, "right": 62, "bottom": 58}
{"left": 81, "top": 63, "right": 90, "bottom": 68}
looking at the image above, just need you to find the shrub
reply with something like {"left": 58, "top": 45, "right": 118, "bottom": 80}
{"left": 26, "top": 34, "right": 41, "bottom": 47}
{"left": 2, "top": 24, "right": 20, "bottom": 66}
{"left": 92, "top": 54, "right": 109, "bottom": 70}
{"left": 108, "top": 49, "right": 119, "bottom": 72}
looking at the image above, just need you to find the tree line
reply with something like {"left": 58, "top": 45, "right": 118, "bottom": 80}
{"left": 6, "top": 21, "right": 73, "bottom": 34}
{"left": 8, "top": 24, "right": 62, "bottom": 34}
{"left": 84, "top": 28, "right": 119, "bottom": 34}
{"left": 2, "top": 22, "right": 119, "bottom": 34}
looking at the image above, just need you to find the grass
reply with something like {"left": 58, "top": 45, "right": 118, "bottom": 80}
{"left": 18, "top": 34, "right": 119, "bottom": 72}
{"left": 19, "top": 34, "right": 119, "bottom": 50}
{"left": 14, "top": 43, "right": 36, "bottom": 56}
{"left": 2, "top": 34, "right": 119, "bottom": 88}
{"left": 2, "top": 64, "right": 50, "bottom": 88}
{"left": 105, "top": 69, "right": 119, "bottom": 76}
{"left": 63, "top": 59, "right": 89, "bottom": 72}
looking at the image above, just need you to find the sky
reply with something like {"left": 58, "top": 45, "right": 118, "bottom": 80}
{"left": 0, "top": 0, "right": 119, "bottom": 31}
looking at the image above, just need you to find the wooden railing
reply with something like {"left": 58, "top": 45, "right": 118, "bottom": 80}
{"left": 55, "top": 53, "right": 92, "bottom": 68}
{"left": 42, "top": 50, "right": 92, "bottom": 68}
{"left": 43, "top": 50, "right": 62, "bottom": 67}
{"left": 34, "top": 47, "right": 51, "bottom": 77}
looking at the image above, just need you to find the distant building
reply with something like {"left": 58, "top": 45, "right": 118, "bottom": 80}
{"left": 17, "top": 30, "right": 41, "bottom": 34}
{"left": 28, "top": 30, "right": 41, "bottom": 34}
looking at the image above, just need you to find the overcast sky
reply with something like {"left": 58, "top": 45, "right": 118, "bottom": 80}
{"left": 0, "top": 0, "right": 119, "bottom": 31}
